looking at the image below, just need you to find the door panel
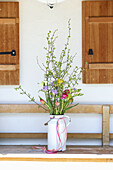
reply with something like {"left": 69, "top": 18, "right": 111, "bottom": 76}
{"left": 0, "top": 2, "right": 19, "bottom": 85}
{"left": 83, "top": 1, "right": 113, "bottom": 84}
{"left": 0, "top": 2, "right": 19, "bottom": 18}
{"left": 0, "top": 22, "right": 17, "bottom": 64}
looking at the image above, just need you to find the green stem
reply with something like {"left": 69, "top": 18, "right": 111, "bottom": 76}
{"left": 60, "top": 99, "right": 64, "bottom": 115}
{"left": 17, "top": 86, "right": 49, "bottom": 112}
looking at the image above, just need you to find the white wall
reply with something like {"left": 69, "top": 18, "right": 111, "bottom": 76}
{"left": 0, "top": 0, "right": 113, "bottom": 145}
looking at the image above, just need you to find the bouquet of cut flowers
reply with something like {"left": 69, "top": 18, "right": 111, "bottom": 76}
{"left": 15, "top": 19, "right": 83, "bottom": 115}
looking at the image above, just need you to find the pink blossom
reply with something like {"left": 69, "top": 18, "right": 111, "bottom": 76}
{"left": 61, "top": 94, "right": 68, "bottom": 99}
{"left": 64, "top": 89, "right": 70, "bottom": 94}
{"left": 61, "top": 89, "right": 70, "bottom": 99}
{"left": 55, "top": 101, "right": 60, "bottom": 106}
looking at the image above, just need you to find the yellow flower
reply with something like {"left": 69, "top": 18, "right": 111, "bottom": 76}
{"left": 67, "top": 94, "right": 71, "bottom": 99}
{"left": 57, "top": 78, "right": 63, "bottom": 84}
{"left": 67, "top": 94, "right": 73, "bottom": 101}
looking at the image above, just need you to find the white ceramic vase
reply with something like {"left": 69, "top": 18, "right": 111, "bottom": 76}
{"left": 48, "top": 115, "right": 71, "bottom": 151}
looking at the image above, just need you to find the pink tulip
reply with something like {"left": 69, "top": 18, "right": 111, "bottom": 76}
{"left": 55, "top": 101, "right": 60, "bottom": 106}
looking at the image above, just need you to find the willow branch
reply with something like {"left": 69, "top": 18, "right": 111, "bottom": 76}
{"left": 37, "top": 56, "right": 46, "bottom": 73}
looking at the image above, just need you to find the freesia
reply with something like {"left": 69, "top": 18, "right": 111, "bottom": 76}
{"left": 64, "top": 89, "right": 70, "bottom": 94}
{"left": 51, "top": 82, "right": 54, "bottom": 87}
{"left": 61, "top": 89, "right": 70, "bottom": 99}
{"left": 42, "top": 86, "right": 48, "bottom": 91}
{"left": 57, "top": 78, "right": 63, "bottom": 84}
{"left": 51, "top": 89, "right": 58, "bottom": 95}
{"left": 61, "top": 93, "right": 68, "bottom": 99}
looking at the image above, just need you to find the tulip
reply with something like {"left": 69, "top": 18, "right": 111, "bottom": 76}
{"left": 55, "top": 101, "right": 60, "bottom": 106}
{"left": 40, "top": 98, "right": 45, "bottom": 104}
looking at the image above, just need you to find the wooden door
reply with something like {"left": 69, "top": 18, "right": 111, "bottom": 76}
{"left": 82, "top": 1, "right": 113, "bottom": 84}
{"left": 0, "top": 2, "right": 19, "bottom": 85}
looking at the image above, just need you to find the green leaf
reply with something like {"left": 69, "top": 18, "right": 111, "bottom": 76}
{"left": 14, "top": 88, "right": 18, "bottom": 91}
{"left": 46, "top": 95, "right": 53, "bottom": 114}
{"left": 65, "top": 103, "right": 79, "bottom": 111}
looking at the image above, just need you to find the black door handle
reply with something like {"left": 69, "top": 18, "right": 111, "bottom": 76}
{"left": 88, "top": 49, "right": 93, "bottom": 56}
{"left": 0, "top": 50, "right": 16, "bottom": 56}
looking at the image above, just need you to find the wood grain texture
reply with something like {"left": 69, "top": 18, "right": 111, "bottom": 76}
{"left": 0, "top": 2, "right": 19, "bottom": 18}
{"left": 89, "top": 63, "right": 113, "bottom": 69}
{"left": 1, "top": 145, "right": 113, "bottom": 154}
{"left": 88, "top": 16, "right": 113, "bottom": 23}
{"left": 0, "top": 64, "right": 19, "bottom": 71}
{"left": 109, "top": 105, "right": 113, "bottom": 114}
{"left": 82, "top": 1, "right": 86, "bottom": 83}
{"left": 3, "top": 133, "right": 113, "bottom": 139}
{"left": 0, "top": 104, "right": 113, "bottom": 147}
{"left": 0, "top": 133, "right": 47, "bottom": 139}
{"left": 67, "top": 133, "right": 102, "bottom": 139}
{"left": 0, "top": 133, "right": 102, "bottom": 139}
{"left": 84, "top": 2, "right": 90, "bottom": 83}
{"left": 0, "top": 104, "right": 103, "bottom": 113}
{"left": 82, "top": 1, "right": 113, "bottom": 83}
{"left": 102, "top": 106, "right": 110, "bottom": 146}
{"left": 0, "top": 18, "right": 16, "bottom": 24}
{"left": 0, "top": 157, "right": 113, "bottom": 162}
{"left": 0, "top": 2, "right": 19, "bottom": 85}
{"left": 109, "top": 134, "right": 113, "bottom": 139}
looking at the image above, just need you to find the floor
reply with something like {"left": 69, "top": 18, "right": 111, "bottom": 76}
{"left": 0, "top": 145, "right": 113, "bottom": 154}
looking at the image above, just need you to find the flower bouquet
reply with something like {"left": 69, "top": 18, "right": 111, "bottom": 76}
{"left": 15, "top": 19, "right": 83, "bottom": 151}
{"left": 38, "top": 19, "right": 83, "bottom": 115}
